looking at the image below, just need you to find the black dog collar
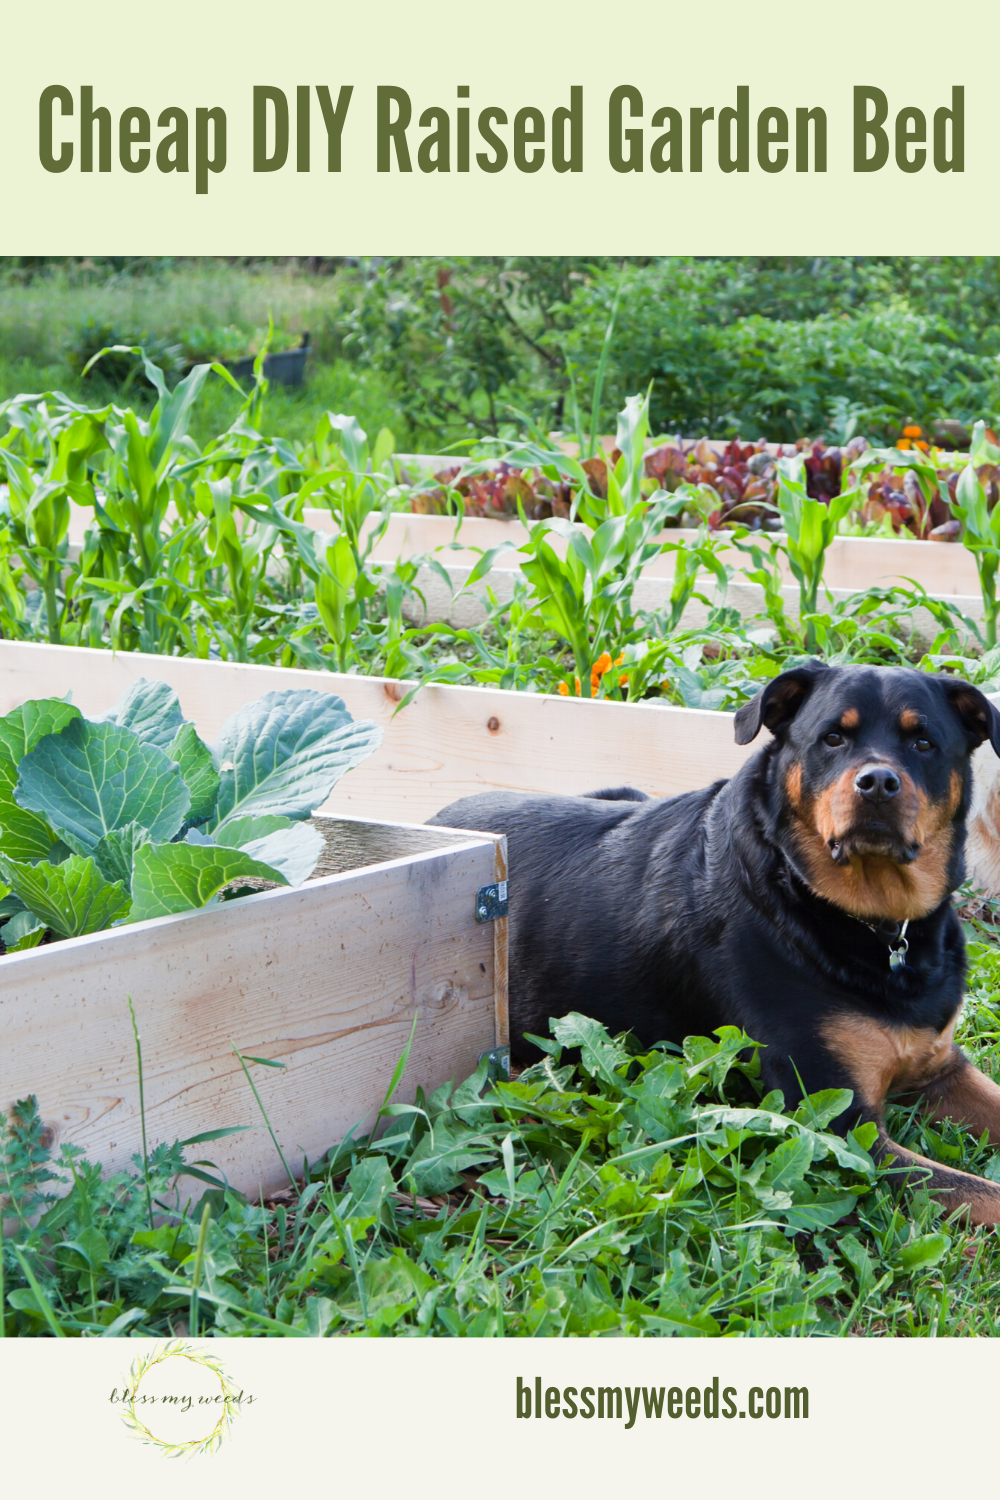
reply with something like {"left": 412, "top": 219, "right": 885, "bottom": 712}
{"left": 852, "top": 915, "right": 910, "bottom": 972}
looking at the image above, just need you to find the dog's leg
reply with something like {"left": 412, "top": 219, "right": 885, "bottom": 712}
{"left": 880, "top": 1048, "right": 1000, "bottom": 1224}
{"left": 874, "top": 1129, "right": 1000, "bottom": 1226}
{"left": 916, "top": 1045, "right": 1000, "bottom": 1144}
{"left": 821, "top": 1013, "right": 1000, "bottom": 1223}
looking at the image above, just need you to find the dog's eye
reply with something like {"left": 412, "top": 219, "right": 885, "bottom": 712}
{"left": 823, "top": 731, "right": 845, "bottom": 747}
{"left": 915, "top": 736, "right": 934, "bottom": 752}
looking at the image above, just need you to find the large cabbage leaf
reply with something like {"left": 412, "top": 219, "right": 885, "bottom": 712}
{"left": 167, "top": 721, "right": 220, "bottom": 821}
{"left": 208, "top": 689, "right": 381, "bottom": 834}
{"left": 0, "top": 853, "right": 130, "bottom": 938}
{"left": 0, "top": 697, "right": 81, "bottom": 861}
{"left": 14, "top": 718, "right": 190, "bottom": 856}
{"left": 238, "top": 822, "right": 324, "bottom": 886}
{"left": 94, "top": 677, "right": 186, "bottom": 750}
{"left": 129, "top": 841, "right": 288, "bottom": 922}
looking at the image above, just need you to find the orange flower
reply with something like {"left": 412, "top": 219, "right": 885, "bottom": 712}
{"left": 614, "top": 651, "right": 625, "bottom": 666}
{"left": 558, "top": 681, "right": 569, "bottom": 696}
{"left": 902, "top": 424, "right": 923, "bottom": 438}
{"left": 589, "top": 653, "right": 612, "bottom": 693}
{"left": 619, "top": 673, "right": 629, "bottom": 688}
{"left": 897, "top": 439, "right": 912, "bottom": 450}
{"left": 915, "top": 439, "right": 930, "bottom": 451}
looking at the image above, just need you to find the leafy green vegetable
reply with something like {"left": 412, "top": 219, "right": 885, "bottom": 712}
{"left": 92, "top": 822, "right": 151, "bottom": 894}
{"left": 0, "top": 698, "right": 81, "bottom": 862}
{"left": 209, "top": 689, "right": 382, "bottom": 833}
{"left": 95, "top": 678, "right": 186, "bottom": 750}
{"left": 14, "top": 718, "right": 190, "bottom": 856}
{"left": 2, "top": 910, "right": 46, "bottom": 950}
{"left": 238, "top": 823, "right": 324, "bottom": 887}
{"left": 128, "top": 842, "right": 287, "bottom": 923}
{"left": 0, "top": 853, "right": 129, "bottom": 938}
{"left": 212, "top": 813, "right": 292, "bottom": 846}
{"left": 0, "top": 678, "right": 376, "bottom": 944}
{"left": 167, "top": 722, "right": 220, "bottom": 822}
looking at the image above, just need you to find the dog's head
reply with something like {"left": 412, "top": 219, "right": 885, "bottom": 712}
{"left": 734, "top": 662, "right": 1000, "bottom": 921}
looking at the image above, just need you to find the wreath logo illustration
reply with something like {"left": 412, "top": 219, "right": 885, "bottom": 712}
{"left": 119, "top": 1341, "right": 242, "bottom": 1457}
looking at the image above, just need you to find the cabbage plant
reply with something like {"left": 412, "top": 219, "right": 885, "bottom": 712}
{"left": 0, "top": 679, "right": 381, "bottom": 949}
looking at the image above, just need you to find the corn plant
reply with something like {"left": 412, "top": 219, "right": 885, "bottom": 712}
{"left": 295, "top": 413, "right": 395, "bottom": 577}
{"left": 950, "top": 421, "right": 1000, "bottom": 650}
{"left": 0, "top": 404, "right": 107, "bottom": 643}
{"left": 775, "top": 456, "right": 857, "bottom": 652}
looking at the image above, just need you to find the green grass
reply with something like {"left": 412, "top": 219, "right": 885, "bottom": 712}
{"left": 0, "top": 260, "right": 406, "bottom": 448}
{"left": 0, "top": 354, "right": 401, "bottom": 453}
{"left": 5, "top": 920, "right": 1000, "bottom": 1338}
{"left": 0, "top": 260, "right": 338, "bottom": 363}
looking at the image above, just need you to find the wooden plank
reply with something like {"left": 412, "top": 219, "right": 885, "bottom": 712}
{"left": 0, "top": 640, "right": 753, "bottom": 824}
{"left": 66, "top": 500, "right": 982, "bottom": 595}
{"left": 315, "top": 510, "right": 982, "bottom": 597}
{"left": 1, "top": 828, "right": 501, "bottom": 1197}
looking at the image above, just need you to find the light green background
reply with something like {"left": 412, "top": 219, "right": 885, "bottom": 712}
{"left": 2, "top": 0, "right": 993, "bottom": 251}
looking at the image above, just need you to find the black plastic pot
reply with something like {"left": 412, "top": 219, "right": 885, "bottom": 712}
{"left": 226, "top": 333, "right": 310, "bottom": 388}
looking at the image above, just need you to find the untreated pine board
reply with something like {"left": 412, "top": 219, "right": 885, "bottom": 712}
{"left": 326, "top": 510, "right": 982, "bottom": 597}
{"left": 64, "top": 505, "right": 981, "bottom": 594}
{"left": 0, "top": 640, "right": 753, "bottom": 823}
{"left": 0, "top": 830, "right": 502, "bottom": 1197}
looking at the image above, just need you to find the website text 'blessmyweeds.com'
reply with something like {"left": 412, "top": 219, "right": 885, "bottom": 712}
{"left": 516, "top": 1377, "right": 808, "bottom": 1426}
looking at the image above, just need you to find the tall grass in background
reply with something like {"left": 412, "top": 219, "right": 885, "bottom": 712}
{"left": 0, "top": 261, "right": 404, "bottom": 448}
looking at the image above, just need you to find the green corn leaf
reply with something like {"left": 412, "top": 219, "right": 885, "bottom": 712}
{"left": 326, "top": 412, "right": 368, "bottom": 473}
{"left": 466, "top": 541, "right": 517, "bottom": 586}
{"left": 208, "top": 689, "right": 381, "bottom": 833}
{"left": 167, "top": 722, "right": 220, "bottom": 822}
{"left": 0, "top": 697, "right": 81, "bottom": 861}
{"left": 0, "top": 852, "right": 130, "bottom": 938}
{"left": 128, "top": 841, "right": 288, "bottom": 923}
{"left": 15, "top": 718, "right": 191, "bottom": 856}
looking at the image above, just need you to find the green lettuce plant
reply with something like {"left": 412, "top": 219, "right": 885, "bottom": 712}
{"left": 0, "top": 679, "right": 381, "bottom": 949}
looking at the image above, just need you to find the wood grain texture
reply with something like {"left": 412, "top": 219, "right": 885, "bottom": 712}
{"left": 0, "top": 640, "right": 754, "bottom": 824}
{"left": 305, "top": 511, "right": 982, "bottom": 596}
{"left": 1, "top": 826, "right": 502, "bottom": 1196}
{"left": 67, "top": 505, "right": 981, "bottom": 594}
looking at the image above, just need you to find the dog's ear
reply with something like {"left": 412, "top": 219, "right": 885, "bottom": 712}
{"left": 734, "top": 662, "right": 832, "bottom": 745}
{"left": 940, "top": 677, "right": 1000, "bottom": 757}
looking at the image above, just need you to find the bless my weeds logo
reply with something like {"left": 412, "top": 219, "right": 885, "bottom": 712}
{"left": 110, "top": 1342, "right": 255, "bottom": 1457}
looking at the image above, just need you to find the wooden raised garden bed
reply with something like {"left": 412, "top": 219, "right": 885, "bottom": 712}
{"left": 0, "top": 639, "right": 510, "bottom": 1196}
{"left": 2, "top": 806, "right": 506, "bottom": 1199}
{"left": 348, "top": 513, "right": 983, "bottom": 598}
{"left": 2, "top": 808, "right": 507, "bottom": 1200}
{"left": 0, "top": 640, "right": 752, "bottom": 823}
{"left": 297, "top": 511, "right": 987, "bottom": 631}
{"left": 6, "top": 637, "right": 998, "bottom": 1204}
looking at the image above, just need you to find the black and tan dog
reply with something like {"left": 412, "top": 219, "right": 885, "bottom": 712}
{"left": 431, "top": 662, "right": 1000, "bottom": 1224}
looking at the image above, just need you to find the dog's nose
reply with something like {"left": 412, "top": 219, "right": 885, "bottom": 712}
{"left": 854, "top": 764, "right": 901, "bottom": 802}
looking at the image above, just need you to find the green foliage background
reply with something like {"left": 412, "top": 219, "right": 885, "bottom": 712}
{"left": 3, "top": 255, "right": 1000, "bottom": 449}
